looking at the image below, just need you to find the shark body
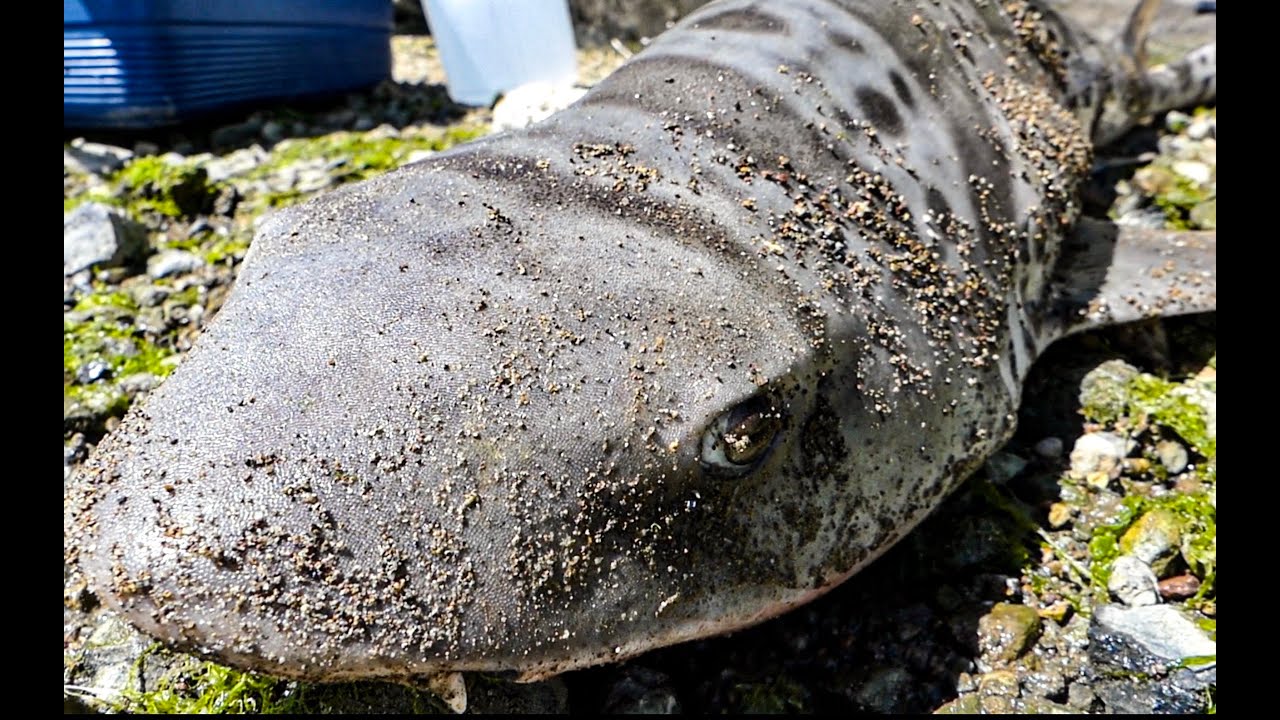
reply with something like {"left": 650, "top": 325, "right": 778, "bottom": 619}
{"left": 66, "top": 0, "right": 1215, "bottom": 698}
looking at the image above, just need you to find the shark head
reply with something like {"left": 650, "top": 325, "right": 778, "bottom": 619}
{"left": 66, "top": 129, "right": 1012, "bottom": 684}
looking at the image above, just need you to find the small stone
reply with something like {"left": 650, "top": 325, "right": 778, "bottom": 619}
{"left": 1120, "top": 509, "right": 1182, "bottom": 572}
{"left": 1163, "top": 110, "right": 1190, "bottom": 133}
{"left": 365, "top": 123, "right": 400, "bottom": 140}
{"left": 353, "top": 114, "right": 377, "bottom": 131}
{"left": 1154, "top": 439, "right": 1189, "bottom": 475}
{"left": 1079, "top": 359, "right": 1140, "bottom": 422}
{"left": 1047, "top": 502, "right": 1074, "bottom": 528}
{"left": 985, "top": 451, "right": 1027, "bottom": 484}
{"left": 1085, "top": 470, "right": 1112, "bottom": 490}
{"left": 1186, "top": 118, "right": 1214, "bottom": 141}
{"left": 210, "top": 119, "right": 264, "bottom": 148}
{"left": 977, "top": 603, "right": 1041, "bottom": 664}
{"left": 1171, "top": 161, "right": 1211, "bottom": 185}
{"left": 492, "top": 82, "right": 588, "bottom": 131}
{"left": 1037, "top": 600, "right": 1072, "bottom": 624}
{"left": 117, "top": 372, "right": 162, "bottom": 395}
{"left": 1034, "top": 436, "right": 1063, "bottom": 459}
{"left": 935, "top": 694, "right": 981, "bottom": 714}
{"left": 852, "top": 666, "right": 912, "bottom": 714}
{"left": 1157, "top": 574, "right": 1201, "bottom": 601}
{"left": 65, "top": 140, "right": 133, "bottom": 175}
{"left": 1022, "top": 667, "right": 1066, "bottom": 701}
{"left": 147, "top": 249, "right": 205, "bottom": 279}
{"left": 296, "top": 167, "right": 336, "bottom": 194}
{"left": 602, "top": 667, "right": 680, "bottom": 714}
{"left": 261, "top": 120, "right": 287, "bottom": 143}
{"left": 203, "top": 145, "right": 268, "bottom": 182}
{"left": 1123, "top": 457, "right": 1151, "bottom": 475}
{"left": 976, "top": 670, "right": 1020, "bottom": 714}
{"left": 1189, "top": 197, "right": 1216, "bottom": 229}
{"left": 133, "top": 140, "right": 160, "bottom": 157}
{"left": 1107, "top": 555, "right": 1160, "bottom": 607}
{"left": 187, "top": 218, "right": 213, "bottom": 238}
{"left": 76, "top": 359, "right": 112, "bottom": 384}
{"left": 64, "top": 202, "right": 150, "bottom": 276}
{"left": 1069, "top": 432, "right": 1131, "bottom": 478}
{"left": 1066, "top": 682, "right": 1095, "bottom": 711}
{"left": 324, "top": 108, "right": 357, "bottom": 129}
{"left": 130, "top": 284, "right": 169, "bottom": 308}
{"left": 1172, "top": 476, "right": 1203, "bottom": 495}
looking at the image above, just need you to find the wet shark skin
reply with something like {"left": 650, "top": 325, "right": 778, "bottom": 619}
{"left": 65, "top": 0, "right": 1211, "bottom": 684}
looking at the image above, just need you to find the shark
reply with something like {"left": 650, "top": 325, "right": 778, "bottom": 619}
{"left": 65, "top": 0, "right": 1215, "bottom": 711}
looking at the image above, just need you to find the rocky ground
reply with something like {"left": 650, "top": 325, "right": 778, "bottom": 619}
{"left": 64, "top": 14, "right": 1215, "bottom": 716}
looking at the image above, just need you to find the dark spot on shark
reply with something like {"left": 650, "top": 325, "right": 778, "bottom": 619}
{"left": 889, "top": 70, "right": 915, "bottom": 110}
{"left": 825, "top": 29, "right": 864, "bottom": 53}
{"left": 925, "top": 186, "right": 951, "bottom": 225}
{"left": 694, "top": 6, "right": 789, "bottom": 34}
{"left": 856, "top": 86, "right": 903, "bottom": 136}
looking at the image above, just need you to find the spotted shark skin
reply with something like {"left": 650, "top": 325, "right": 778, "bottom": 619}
{"left": 65, "top": 0, "right": 1216, "bottom": 695}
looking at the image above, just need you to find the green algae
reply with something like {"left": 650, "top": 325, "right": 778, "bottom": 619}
{"left": 119, "top": 657, "right": 296, "bottom": 714}
{"left": 112, "top": 156, "right": 221, "bottom": 220}
{"left": 252, "top": 125, "right": 487, "bottom": 186}
{"left": 64, "top": 287, "right": 179, "bottom": 430}
{"left": 1081, "top": 365, "right": 1215, "bottom": 461}
{"left": 732, "top": 674, "right": 810, "bottom": 713}
{"left": 1086, "top": 491, "right": 1215, "bottom": 605}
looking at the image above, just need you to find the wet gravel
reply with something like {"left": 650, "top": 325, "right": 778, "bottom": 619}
{"left": 64, "top": 19, "right": 1215, "bottom": 717}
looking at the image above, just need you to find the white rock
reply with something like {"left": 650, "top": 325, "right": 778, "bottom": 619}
{"left": 1069, "top": 432, "right": 1132, "bottom": 478}
{"left": 147, "top": 249, "right": 204, "bottom": 279}
{"left": 492, "top": 82, "right": 587, "bottom": 132}
{"left": 1094, "top": 604, "right": 1217, "bottom": 662}
{"left": 1172, "top": 160, "right": 1211, "bottom": 185}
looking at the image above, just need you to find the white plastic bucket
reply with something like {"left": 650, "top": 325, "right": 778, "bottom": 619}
{"left": 421, "top": 0, "right": 578, "bottom": 107}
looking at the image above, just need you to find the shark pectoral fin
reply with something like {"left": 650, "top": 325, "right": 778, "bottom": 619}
{"left": 1044, "top": 217, "right": 1215, "bottom": 342}
{"left": 403, "top": 672, "right": 468, "bottom": 714}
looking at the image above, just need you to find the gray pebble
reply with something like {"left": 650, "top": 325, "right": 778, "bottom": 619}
{"left": 1186, "top": 118, "right": 1214, "bottom": 141}
{"left": 64, "top": 202, "right": 149, "bottom": 276}
{"left": 1163, "top": 110, "right": 1190, "bottom": 133}
{"left": 1092, "top": 604, "right": 1216, "bottom": 663}
{"left": 1034, "top": 436, "right": 1063, "bottom": 460}
{"left": 1107, "top": 555, "right": 1160, "bottom": 607}
{"left": 210, "top": 119, "right": 264, "bottom": 148}
{"left": 147, "top": 249, "right": 205, "bottom": 279}
{"left": 985, "top": 451, "right": 1027, "bottom": 484}
{"left": 853, "top": 666, "right": 913, "bottom": 714}
{"left": 65, "top": 140, "right": 133, "bottom": 175}
{"left": 203, "top": 145, "right": 268, "bottom": 182}
{"left": 296, "top": 167, "right": 336, "bottom": 194}
{"left": 117, "top": 373, "right": 162, "bottom": 395}
{"left": 1155, "top": 439, "right": 1189, "bottom": 475}
{"left": 602, "top": 667, "right": 681, "bottom": 714}
{"left": 76, "top": 359, "right": 111, "bottom": 385}
{"left": 261, "top": 120, "right": 288, "bottom": 144}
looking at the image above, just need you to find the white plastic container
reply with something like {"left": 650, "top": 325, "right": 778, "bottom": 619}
{"left": 421, "top": 0, "right": 578, "bottom": 107}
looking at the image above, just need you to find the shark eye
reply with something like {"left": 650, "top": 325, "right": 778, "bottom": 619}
{"left": 700, "top": 395, "right": 785, "bottom": 476}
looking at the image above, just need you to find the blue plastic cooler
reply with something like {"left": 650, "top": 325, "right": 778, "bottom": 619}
{"left": 64, "top": 1, "right": 393, "bottom": 129}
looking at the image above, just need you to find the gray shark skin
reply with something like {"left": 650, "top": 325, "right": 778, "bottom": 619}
{"left": 65, "top": 0, "right": 1215, "bottom": 691}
